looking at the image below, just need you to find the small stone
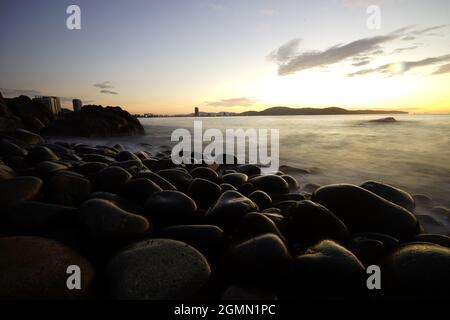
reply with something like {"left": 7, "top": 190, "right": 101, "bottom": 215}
{"left": 0, "top": 176, "right": 43, "bottom": 207}
{"left": 250, "top": 175, "right": 289, "bottom": 195}
{"left": 96, "top": 166, "right": 132, "bottom": 193}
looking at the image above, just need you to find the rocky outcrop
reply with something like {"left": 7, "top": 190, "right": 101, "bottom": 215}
{"left": 43, "top": 105, "right": 144, "bottom": 137}
{"left": 0, "top": 92, "right": 145, "bottom": 137}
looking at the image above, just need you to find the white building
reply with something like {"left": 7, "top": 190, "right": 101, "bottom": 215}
{"left": 72, "top": 99, "right": 82, "bottom": 112}
{"left": 33, "top": 96, "right": 62, "bottom": 116}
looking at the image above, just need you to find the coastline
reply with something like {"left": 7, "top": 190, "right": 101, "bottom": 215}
{"left": 1, "top": 129, "right": 449, "bottom": 299}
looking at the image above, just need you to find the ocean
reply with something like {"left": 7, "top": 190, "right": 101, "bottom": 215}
{"left": 56, "top": 114, "right": 450, "bottom": 208}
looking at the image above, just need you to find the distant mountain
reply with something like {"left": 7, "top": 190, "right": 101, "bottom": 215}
{"left": 239, "top": 106, "right": 407, "bottom": 116}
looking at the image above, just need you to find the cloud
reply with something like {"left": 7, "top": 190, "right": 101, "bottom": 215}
{"left": 205, "top": 97, "right": 258, "bottom": 107}
{"left": 260, "top": 9, "right": 279, "bottom": 16}
{"left": 348, "top": 54, "right": 450, "bottom": 77}
{"left": 268, "top": 38, "right": 302, "bottom": 64}
{"left": 392, "top": 45, "right": 419, "bottom": 54}
{"left": 0, "top": 88, "right": 41, "bottom": 97}
{"left": 401, "top": 36, "right": 416, "bottom": 41}
{"left": 269, "top": 26, "right": 417, "bottom": 75}
{"left": 100, "top": 90, "right": 119, "bottom": 95}
{"left": 352, "top": 60, "right": 370, "bottom": 66}
{"left": 410, "top": 25, "right": 448, "bottom": 36}
{"left": 433, "top": 63, "right": 450, "bottom": 75}
{"left": 93, "top": 81, "right": 114, "bottom": 89}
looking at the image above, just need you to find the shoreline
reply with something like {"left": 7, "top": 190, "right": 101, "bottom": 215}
{"left": 1, "top": 129, "right": 450, "bottom": 299}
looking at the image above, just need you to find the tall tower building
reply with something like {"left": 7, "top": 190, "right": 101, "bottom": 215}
{"left": 195, "top": 107, "right": 199, "bottom": 117}
{"left": 72, "top": 99, "right": 82, "bottom": 112}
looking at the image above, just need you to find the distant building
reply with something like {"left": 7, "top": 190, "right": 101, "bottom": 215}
{"left": 72, "top": 99, "right": 82, "bottom": 112}
{"left": 33, "top": 96, "right": 62, "bottom": 116}
{"left": 195, "top": 107, "right": 199, "bottom": 117}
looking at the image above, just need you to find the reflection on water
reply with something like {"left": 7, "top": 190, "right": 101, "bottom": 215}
{"left": 57, "top": 114, "right": 450, "bottom": 207}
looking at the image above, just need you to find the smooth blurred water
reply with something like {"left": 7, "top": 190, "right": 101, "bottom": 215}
{"left": 62, "top": 114, "right": 450, "bottom": 207}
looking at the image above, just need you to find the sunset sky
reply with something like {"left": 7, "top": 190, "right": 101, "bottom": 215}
{"left": 1, "top": 0, "right": 449, "bottom": 114}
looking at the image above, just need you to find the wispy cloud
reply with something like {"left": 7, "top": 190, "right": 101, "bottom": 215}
{"left": 348, "top": 54, "right": 450, "bottom": 77}
{"left": 269, "top": 27, "right": 413, "bottom": 75}
{"left": 270, "top": 25, "right": 449, "bottom": 77}
{"left": 93, "top": 81, "right": 114, "bottom": 89}
{"left": 205, "top": 97, "right": 258, "bottom": 107}
{"left": 392, "top": 45, "right": 420, "bottom": 54}
{"left": 433, "top": 63, "right": 450, "bottom": 75}
{"left": 100, "top": 90, "right": 119, "bottom": 95}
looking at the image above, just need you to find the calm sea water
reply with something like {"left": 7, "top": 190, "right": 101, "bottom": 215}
{"left": 62, "top": 114, "right": 450, "bottom": 208}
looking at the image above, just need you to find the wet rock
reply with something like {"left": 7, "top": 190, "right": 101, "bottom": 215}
{"left": 413, "top": 234, "right": 450, "bottom": 248}
{"left": 73, "top": 162, "right": 108, "bottom": 175}
{"left": 143, "top": 158, "right": 176, "bottom": 171}
{"left": 274, "top": 193, "right": 306, "bottom": 202}
{"left": 0, "top": 236, "right": 95, "bottom": 299}
{"left": 221, "top": 285, "right": 277, "bottom": 300}
{"left": 119, "top": 178, "right": 162, "bottom": 204}
{"left": 187, "top": 178, "right": 222, "bottom": 209}
{"left": 237, "top": 182, "right": 255, "bottom": 196}
{"left": 205, "top": 190, "right": 258, "bottom": 231}
{"left": 248, "top": 190, "right": 272, "bottom": 210}
{"left": 281, "top": 175, "right": 299, "bottom": 191}
{"left": 81, "top": 153, "right": 115, "bottom": 164}
{"left": 115, "top": 150, "right": 141, "bottom": 162}
{"left": 110, "top": 160, "right": 144, "bottom": 172}
{"left": 285, "top": 200, "right": 349, "bottom": 246}
{"left": 349, "top": 237, "right": 385, "bottom": 266}
{"left": 289, "top": 240, "right": 365, "bottom": 299}
{"left": 272, "top": 200, "right": 297, "bottom": 214}
{"left": 0, "top": 164, "right": 16, "bottom": 180}
{"left": 250, "top": 175, "right": 289, "bottom": 195}
{"left": 26, "top": 146, "right": 60, "bottom": 164}
{"left": 0, "top": 139, "right": 27, "bottom": 157}
{"left": 352, "top": 232, "right": 399, "bottom": 251}
{"left": 382, "top": 243, "right": 450, "bottom": 298}
{"left": 0, "top": 176, "right": 43, "bottom": 207}
{"left": 89, "top": 192, "right": 144, "bottom": 215}
{"left": 3, "top": 201, "right": 77, "bottom": 233}
{"left": 136, "top": 171, "right": 177, "bottom": 190}
{"left": 233, "top": 212, "right": 286, "bottom": 242}
{"left": 236, "top": 164, "right": 261, "bottom": 177}
{"left": 35, "top": 161, "right": 68, "bottom": 178}
{"left": 12, "top": 129, "right": 44, "bottom": 145}
{"left": 145, "top": 190, "right": 198, "bottom": 227}
{"left": 79, "top": 199, "right": 150, "bottom": 240}
{"left": 224, "top": 234, "right": 291, "bottom": 289}
{"left": 107, "top": 239, "right": 212, "bottom": 299}
{"left": 157, "top": 169, "right": 192, "bottom": 192}
{"left": 361, "top": 181, "right": 415, "bottom": 211}
{"left": 47, "top": 172, "right": 91, "bottom": 206}
{"left": 311, "top": 184, "right": 419, "bottom": 240}
{"left": 221, "top": 173, "right": 248, "bottom": 188}
{"left": 160, "top": 225, "right": 225, "bottom": 256}
{"left": 219, "top": 183, "right": 237, "bottom": 192}
{"left": 431, "top": 206, "right": 450, "bottom": 225}
{"left": 96, "top": 166, "right": 132, "bottom": 193}
{"left": 190, "top": 166, "right": 219, "bottom": 182}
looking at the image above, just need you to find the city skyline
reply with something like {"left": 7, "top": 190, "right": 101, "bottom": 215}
{"left": 1, "top": 0, "right": 450, "bottom": 114}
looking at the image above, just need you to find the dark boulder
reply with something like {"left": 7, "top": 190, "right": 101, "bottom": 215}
{"left": 285, "top": 200, "right": 349, "bottom": 246}
{"left": 136, "top": 171, "right": 177, "bottom": 190}
{"left": 221, "top": 172, "right": 248, "bottom": 188}
{"left": 119, "top": 178, "right": 162, "bottom": 204}
{"left": 190, "top": 166, "right": 219, "bottom": 182}
{"left": 311, "top": 184, "right": 419, "bottom": 240}
{"left": 156, "top": 169, "right": 192, "bottom": 192}
{"left": 205, "top": 190, "right": 258, "bottom": 231}
{"left": 0, "top": 236, "right": 95, "bottom": 299}
{"left": 145, "top": 190, "right": 198, "bottom": 226}
{"left": 223, "top": 234, "right": 291, "bottom": 289}
{"left": 96, "top": 166, "right": 132, "bottom": 193}
{"left": 250, "top": 175, "right": 290, "bottom": 195}
{"left": 361, "top": 181, "right": 415, "bottom": 211}
{"left": 0, "top": 176, "right": 43, "bottom": 207}
{"left": 46, "top": 172, "right": 91, "bottom": 206}
{"left": 78, "top": 199, "right": 150, "bottom": 241}
{"left": 187, "top": 178, "right": 222, "bottom": 209}
{"left": 106, "top": 239, "right": 212, "bottom": 299}
{"left": 381, "top": 243, "right": 450, "bottom": 299}
{"left": 26, "top": 146, "right": 60, "bottom": 164}
{"left": 248, "top": 190, "right": 272, "bottom": 210}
